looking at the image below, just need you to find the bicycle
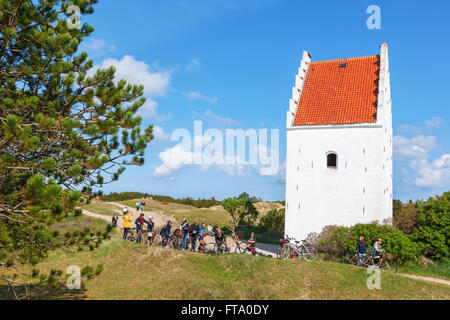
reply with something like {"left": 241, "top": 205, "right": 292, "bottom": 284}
{"left": 368, "top": 252, "right": 398, "bottom": 273}
{"left": 214, "top": 238, "right": 231, "bottom": 254}
{"left": 126, "top": 227, "right": 137, "bottom": 242}
{"left": 278, "top": 234, "right": 318, "bottom": 262}
{"left": 233, "top": 235, "right": 253, "bottom": 254}
{"left": 342, "top": 252, "right": 373, "bottom": 267}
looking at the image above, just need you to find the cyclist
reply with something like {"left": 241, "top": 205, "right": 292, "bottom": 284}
{"left": 181, "top": 218, "right": 189, "bottom": 250}
{"left": 212, "top": 224, "right": 218, "bottom": 236}
{"left": 146, "top": 216, "right": 155, "bottom": 245}
{"left": 135, "top": 213, "right": 145, "bottom": 243}
{"left": 372, "top": 238, "right": 384, "bottom": 264}
{"left": 246, "top": 232, "right": 256, "bottom": 255}
{"left": 112, "top": 214, "right": 118, "bottom": 228}
{"left": 207, "top": 224, "right": 213, "bottom": 236}
{"left": 122, "top": 209, "right": 133, "bottom": 240}
{"left": 197, "top": 223, "right": 207, "bottom": 252}
{"left": 189, "top": 220, "right": 200, "bottom": 252}
{"left": 161, "top": 220, "right": 172, "bottom": 247}
{"left": 215, "top": 228, "right": 226, "bottom": 253}
{"left": 355, "top": 236, "right": 369, "bottom": 266}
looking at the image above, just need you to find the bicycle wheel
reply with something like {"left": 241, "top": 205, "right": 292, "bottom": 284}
{"left": 381, "top": 259, "right": 398, "bottom": 273}
{"left": 234, "top": 242, "right": 247, "bottom": 254}
{"left": 342, "top": 254, "right": 352, "bottom": 265}
{"left": 279, "top": 246, "right": 291, "bottom": 260}
{"left": 168, "top": 236, "right": 175, "bottom": 249}
{"left": 205, "top": 242, "right": 216, "bottom": 254}
{"left": 301, "top": 244, "right": 318, "bottom": 262}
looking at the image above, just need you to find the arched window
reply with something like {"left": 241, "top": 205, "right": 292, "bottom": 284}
{"left": 327, "top": 153, "right": 337, "bottom": 169}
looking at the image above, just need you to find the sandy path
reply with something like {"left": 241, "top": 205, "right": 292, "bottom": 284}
{"left": 106, "top": 201, "right": 172, "bottom": 229}
{"left": 398, "top": 273, "right": 450, "bottom": 287}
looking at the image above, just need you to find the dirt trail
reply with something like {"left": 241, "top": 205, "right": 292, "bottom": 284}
{"left": 398, "top": 273, "right": 450, "bottom": 287}
{"left": 106, "top": 201, "right": 173, "bottom": 229}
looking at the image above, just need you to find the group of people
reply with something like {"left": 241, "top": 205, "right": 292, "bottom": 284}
{"left": 355, "top": 236, "right": 385, "bottom": 265}
{"left": 135, "top": 200, "right": 146, "bottom": 212}
{"left": 113, "top": 206, "right": 257, "bottom": 254}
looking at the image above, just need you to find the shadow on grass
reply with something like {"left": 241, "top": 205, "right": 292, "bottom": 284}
{"left": 0, "top": 283, "right": 89, "bottom": 300}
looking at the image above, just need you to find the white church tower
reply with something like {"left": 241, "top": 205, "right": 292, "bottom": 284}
{"left": 285, "top": 43, "right": 393, "bottom": 240}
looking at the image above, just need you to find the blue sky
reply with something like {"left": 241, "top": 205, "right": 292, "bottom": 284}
{"left": 80, "top": 0, "right": 449, "bottom": 202}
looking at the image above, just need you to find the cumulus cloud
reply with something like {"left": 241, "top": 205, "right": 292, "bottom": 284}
{"left": 393, "top": 135, "right": 436, "bottom": 160}
{"left": 397, "top": 116, "right": 444, "bottom": 134}
{"left": 79, "top": 38, "right": 116, "bottom": 56}
{"left": 91, "top": 55, "right": 171, "bottom": 118}
{"left": 409, "top": 154, "right": 450, "bottom": 188}
{"left": 192, "top": 109, "right": 239, "bottom": 128}
{"left": 153, "top": 126, "right": 170, "bottom": 141}
{"left": 187, "top": 90, "right": 218, "bottom": 104}
{"left": 153, "top": 137, "right": 280, "bottom": 178}
{"left": 425, "top": 116, "right": 444, "bottom": 128}
{"left": 96, "top": 55, "right": 171, "bottom": 97}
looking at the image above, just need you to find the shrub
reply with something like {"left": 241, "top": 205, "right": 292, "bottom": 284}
{"left": 393, "top": 201, "right": 418, "bottom": 234}
{"left": 259, "top": 209, "right": 285, "bottom": 234}
{"left": 411, "top": 191, "right": 450, "bottom": 260}
{"left": 315, "top": 223, "right": 420, "bottom": 264}
{"left": 74, "top": 208, "right": 82, "bottom": 217}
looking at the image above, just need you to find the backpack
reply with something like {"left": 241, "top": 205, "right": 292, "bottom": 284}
{"left": 160, "top": 226, "right": 166, "bottom": 236}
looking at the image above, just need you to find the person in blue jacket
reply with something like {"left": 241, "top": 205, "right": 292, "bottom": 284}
{"left": 181, "top": 218, "right": 189, "bottom": 250}
{"left": 161, "top": 220, "right": 172, "bottom": 247}
{"left": 355, "top": 236, "right": 369, "bottom": 266}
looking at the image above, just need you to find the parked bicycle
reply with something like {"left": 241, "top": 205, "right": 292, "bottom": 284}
{"left": 278, "top": 234, "right": 318, "bottom": 262}
{"left": 233, "top": 235, "right": 253, "bottom": 254}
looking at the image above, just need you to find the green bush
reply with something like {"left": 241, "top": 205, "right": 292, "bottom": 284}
{"left": 317, "top": 223, "right": 420, "bottom": 264}
{"left": 411, "top": 191, "right": 450, "bottom": 260}
{"left": 259, "top": 209, "right": 285, "bottom": 234}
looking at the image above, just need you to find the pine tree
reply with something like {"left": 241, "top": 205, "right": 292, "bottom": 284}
{"left": 0, "top": 0, "right": 153, "bottom": 297}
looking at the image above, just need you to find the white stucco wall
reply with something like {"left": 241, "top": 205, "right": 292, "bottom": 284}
{"left": 285, "top": 44, "right": 392, "bottom": 240}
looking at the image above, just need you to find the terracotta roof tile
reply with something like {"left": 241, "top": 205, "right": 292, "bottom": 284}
{"left": 293, "top": 55, "right": 380, "bottom": 126}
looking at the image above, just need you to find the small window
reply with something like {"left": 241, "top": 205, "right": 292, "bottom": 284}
{"left": 327, "top": 153, "right": 337, "bottom": 169}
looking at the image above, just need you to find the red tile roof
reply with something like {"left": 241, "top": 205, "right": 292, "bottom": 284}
{"left": 293, "top": 55, "right": 380, "bottom": 126}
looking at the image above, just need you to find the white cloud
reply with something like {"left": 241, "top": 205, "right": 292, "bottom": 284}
{"left": 153, "top": 144, "right": 195, "bottom": 177}
{"left": 153, "top": 138, "right": 280, "bottom": 178}
{"left": 425, "top": 116, "right": 444, "bottom": 128}
{"left": 91, "top": 55, "right": 171, "bottom": 119}
{"left": 186, "top": 58, "right": 200, "bottom": 71}
{"left": 397, "top": 116, "right": 444, "bottom": 134}
{"left": 187, "top": 90, "right": 218, "bottom": 104}
{"left": 96, "top": 55, "right": 171, "bottom": 97}
{"left": 79, "top": 38, "right": 116, "bottom": 56}
{"left": 393, "top": 134, "right": 436, "bottom": 160}
{"left": 153, "top": 126, "right": 170, "bottom": 141}
{"left": 192, "top": 109, "right": 239, "bottom": 127}
{"left": 409, "top": 154, "right": 450, "bottom": 188}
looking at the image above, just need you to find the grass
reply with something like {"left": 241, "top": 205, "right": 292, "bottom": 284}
{"left": 400, "top": 260, "right": 450, "bottom": 280}
{"left": 49, "top": 215, "right": 111, "bottom": 234}
{"left": 3, "top": 234, "right": 449, "bottom": 300}
{"left": 168, "top": 208, "right": 230, "bottom": 227}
